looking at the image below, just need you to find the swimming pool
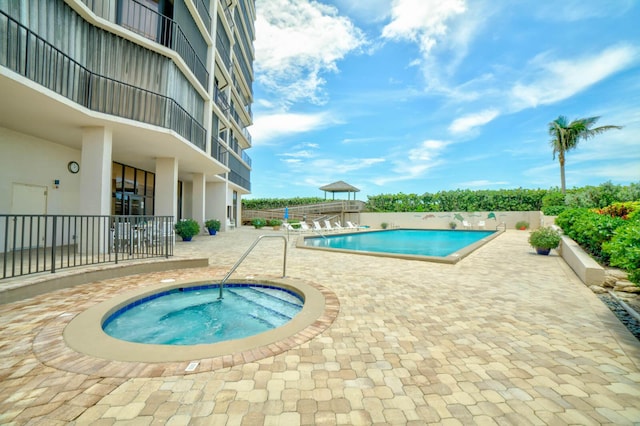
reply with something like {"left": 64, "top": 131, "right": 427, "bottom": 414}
{"left": 103, "top": 284, "right": 303, "bottom": 345}
{"left": 301, "top": 229, "right": 501, "bottom": 263}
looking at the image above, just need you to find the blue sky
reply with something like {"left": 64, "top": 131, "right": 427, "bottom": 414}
{"left": 247, "top": 0, "right": 640, "bottom": 199}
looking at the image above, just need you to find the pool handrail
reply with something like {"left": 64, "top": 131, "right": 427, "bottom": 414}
{"left": 218, "top": 235, "right": 287, "bottom": 299}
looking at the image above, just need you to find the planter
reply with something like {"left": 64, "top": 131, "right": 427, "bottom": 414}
{"left": 535, "top": 248, "right": 551, "bottom": 255}
{"left": 207, "top": 228, "right": 217, "bottom": 235}
{"left": 181, "top": 236, "right": 193, "bottom": 242}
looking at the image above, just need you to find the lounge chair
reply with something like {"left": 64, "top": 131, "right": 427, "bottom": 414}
{"left": 283, "top": 222, "right": 300, "bottom": 233}
{"left": 299, "top": 222, "right": 311, "bottom": 232}
{"left": 334, "top": 222, "right": 345, "bottom": 231}
{"left": 477, "top": 220, "right": 485, "bottom": 229}
{"left": 324, "top": 220, "right": 335, "bottom": 231}
{"left": 462, "top": 220, "right": 472, "bottom": 229}
{"left": 346, "top": 221, "right": 365, "bottom": 230}
{"left": 312, "top": 221, "right": 323, "bottom": 231}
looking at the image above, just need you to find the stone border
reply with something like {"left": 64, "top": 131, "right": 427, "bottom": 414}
{"left": 296, "top": 228, "right": 504, "bottom": 264}
{"left": 557, "top": 235, "right": 605, "bottom": 286}
{"left": 33, "top": 277, "right": 339, "bottom": 377}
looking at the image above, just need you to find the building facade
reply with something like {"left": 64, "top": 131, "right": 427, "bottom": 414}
{"left": 0, "top": 0, "right": 254, "bottom": 232}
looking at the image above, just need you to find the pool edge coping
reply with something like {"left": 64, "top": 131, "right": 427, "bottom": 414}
{"left": 296, "top": 228, "right": 505, "bottom": 264}
{"left": 43, "top": 276, "right": 338, "bottom": 371}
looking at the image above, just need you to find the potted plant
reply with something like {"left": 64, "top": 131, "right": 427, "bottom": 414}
{"left": 381, "top": 222, "right": 389, "bottom": 229}
{"left": 267, "top": 219, "right": 282, "bottom": 230}
{"left": 515, "top": 220, "right": 529, "bottom": 230}
{"left": 449, "top": 221, "right": 457, "bottom": 230}
{"left": 528, "top": 226, "right": 561, "bottom": 255}
{"left": 175, "top": 219, "right": 200, "bottom": 241}
{"left": 204, "top": 219, "right": 221, "bottom": 235}
{"left": 252, "top": 218, "right": 266, "bottom": 229}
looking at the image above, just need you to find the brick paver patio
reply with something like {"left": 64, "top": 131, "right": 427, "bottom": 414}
{"left": 1, "top": 228, "right": 639, "bottom": 425}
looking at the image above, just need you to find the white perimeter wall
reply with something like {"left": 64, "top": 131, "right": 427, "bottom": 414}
{"left": 0, "top": 127, "right": 81, "bottom": 215}
{"left": 360, "top": 211, "right": 547, "bottom": 230}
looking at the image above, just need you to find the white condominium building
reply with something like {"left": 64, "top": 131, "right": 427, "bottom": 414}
{"left": 0, "top": 0, "right": 255, "bottom": 231}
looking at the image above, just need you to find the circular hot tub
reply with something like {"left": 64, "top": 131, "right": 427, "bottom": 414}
{"left": 64, "top": 278, "right": 333, "bottom": 363}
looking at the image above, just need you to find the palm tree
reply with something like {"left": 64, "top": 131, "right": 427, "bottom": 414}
{"left": 548, "top": 115, "right": 622, "bottom": 194}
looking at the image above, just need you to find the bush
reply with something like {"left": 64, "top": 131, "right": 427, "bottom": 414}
{"left": 251, "top": 218, "right": 266, "bottom": 229}
{"left": 267, "top": 219, "right": 282, "bottom": 227}
{"left": 556, "top": 208, "right": 625, "bottom": 262}
{"left": 381, "top": 222, "right": 389, "bottom": 229}
{"left": 542, "top": 205, "right": 567, "bottom": 216}
{"left": 204, "top": 219, "right": 221, "bottom": 231}
{"left": 603, "top": 219, "right": 640, "bottom": 285}
{"left": 515, "top": 221, "right": 529, "bottom": 230}
{"left": 528, "top": 226, "right": 561, "bottom": 250}
{"left": 174, "top": 219, "right": 200, "bottom": 239}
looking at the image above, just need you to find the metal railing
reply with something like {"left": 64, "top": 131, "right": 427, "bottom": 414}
{"left": 81, "top": 0, "right": 209, "bottom": 88}
{"left": 0, "top": 215, "right": 174, "bottom": 280}
{"left": 0, "top": 11, "right": 206, "bottom": 150}
{"left": 217, "top": 235, "right": 287, "bottom": 299}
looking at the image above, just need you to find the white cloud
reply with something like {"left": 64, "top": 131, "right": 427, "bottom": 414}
{"left": 374, "top": 140, "right": 450, "bottom": 185}
{"left": 510, "top": 45, "right": 638, "bottom": 109}
{"left": 381, "top": 0, "right": 466, "bottom": 55}
{"left": 449, "top": 109, "right": 499, "bottom": 134}
{"left": 255, "top": 0, "right": 366, "bottom": 105}
{"left": 251, "top": 112, "right": 330, "bottom": 145}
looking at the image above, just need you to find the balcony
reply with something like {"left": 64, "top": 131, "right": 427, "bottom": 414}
{"left": 0, "top": 11, "right": 206, "bottom": 151}
{"left": 81, "top": 0, "right": 208, "bottom": 89}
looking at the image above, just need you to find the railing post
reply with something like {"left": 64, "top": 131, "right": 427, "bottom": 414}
{"left": 51, "top": 216, "right": 57, "bottom": 274}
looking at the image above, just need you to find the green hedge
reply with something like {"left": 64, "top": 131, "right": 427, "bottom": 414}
{"left": 556, "top": 202, "right": 640, "bottom": 284}
{"left": 366, "top": 188, "right": 548, "bottom": 212}
{"left": 243, "top": 197, "right": 325, "bottom": 210}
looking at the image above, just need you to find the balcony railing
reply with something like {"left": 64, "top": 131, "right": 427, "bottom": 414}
{"left": 214, "top": 85, "right": 230, "bottom": 113}
{"left": 216, "top": 35, "right": 232, "bottom": 70}
{"left": 81, "top": 0, "right": 208, "bottom": 88}
{"left": 0, "top": 215, "right": 174, "bottom": 280}
{"left": 229, "top": 170, "right": 251, "bottom": 191}
{"left": 0, "top": 11, "right": 206, "bottom": 151}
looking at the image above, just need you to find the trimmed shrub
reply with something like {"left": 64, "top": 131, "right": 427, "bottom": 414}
{"left": 603, "top": 220, "right": 640, "bottom": 285}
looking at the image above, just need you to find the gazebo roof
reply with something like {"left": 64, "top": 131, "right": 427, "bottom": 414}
{"left": 319, "top": 180, "right": 360, "bottom": 193}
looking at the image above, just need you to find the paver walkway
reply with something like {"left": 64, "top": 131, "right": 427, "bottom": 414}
{"left": 0, "top": 228, "right": 639, "bottom": 425}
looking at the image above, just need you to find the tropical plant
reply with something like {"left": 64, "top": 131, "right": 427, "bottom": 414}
{"left": 528, "top": 226, "right": 561, "bottom": 250}
{"left": 449, "top": 221, "right": 457, "bottom": 229}
{"left": 174, "top": 219, "right": 200, "bottom": 240}
{"left": 548, "top": 116, "right": 622, "bottom": 194}
{"left": 603, "top": 220, "right": 640, "bottom": 285}
{"left": 267, "top": 219, "right": 282, "bottom": 229}
{"left": 251, "top": 218, "right": 266, "bottom": 229}
{"left": 205, "top": 219, "right": 221, "bottom": 231}
{"left": 515, "top": 221, "right": 529, "bottom": 230}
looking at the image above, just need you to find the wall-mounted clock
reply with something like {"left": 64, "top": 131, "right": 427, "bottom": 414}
{"left": 68, "top": 161, "right": 80, "bottom": 174}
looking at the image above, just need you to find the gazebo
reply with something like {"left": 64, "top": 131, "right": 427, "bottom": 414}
{"left": 319, "top": 181, "right": 360, "bottom": 200}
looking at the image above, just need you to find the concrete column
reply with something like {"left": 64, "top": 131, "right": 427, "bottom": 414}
{"left": 79, "top": 127, "right": 112, "bottom": 216}
{"left": 155, "top": 157, "right": 178, "bottom": 219}
{"left": 192, "top": 173, "right": 206, "bottom": 229}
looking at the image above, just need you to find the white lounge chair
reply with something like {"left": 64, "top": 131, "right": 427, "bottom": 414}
{"left": 346, "top": 221, "right": 365, "bottom": 230}
{"left": 462, "top": 220, "right": 472, "bottom": 229}
{"left": 283, "top": 222, "right": 300, "bottom": 233}
{"left": 477, "top": 220, "right": 485, "bottom": 229}
{"left": 299, "top": 222, "right": 311, "bottom": 232}
{"left": 312, "top": 221, "right": 323, "bottom": 231}
{"left": 334, "top": 222, "right": 345, "bottom": 231}
{"left": 324, "top": 220, "right": 335, "bottom": 231}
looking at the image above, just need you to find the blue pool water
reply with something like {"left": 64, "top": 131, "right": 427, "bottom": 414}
{"left": 304, "top": 229, "right": 495, "bottom": 257}
{"left": 103, "top": 284, "right": 303, "bottom": 345}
